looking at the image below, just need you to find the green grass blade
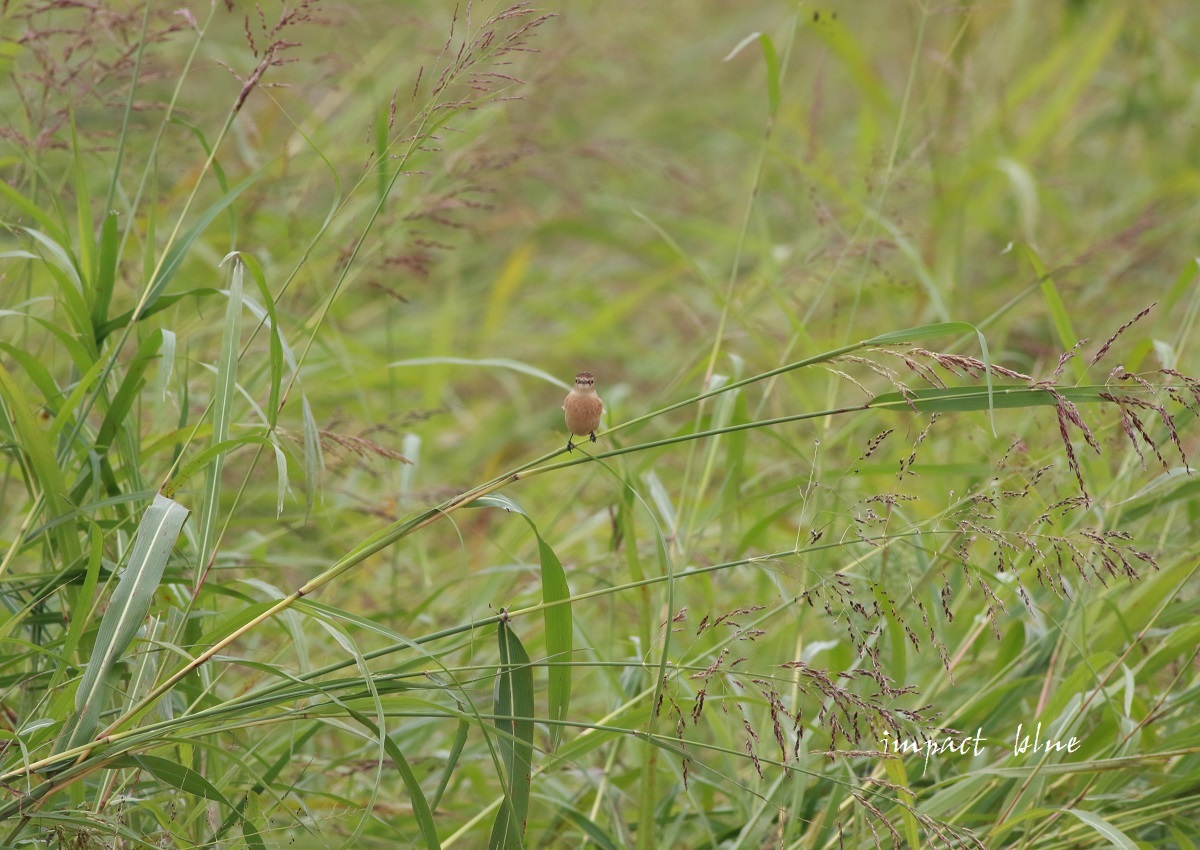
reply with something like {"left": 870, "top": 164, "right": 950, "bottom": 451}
{"left": 138, "top": 165, "right": 264, "bottom": 321}
{"left": 21, "top": 228, "right": 90, "bottom": 339}
{"left": 430, "top": 719, "right": 470, "bottom": 811}
{"left": 391, "top": 356, "right": 567, "bottom": 388}
{"left": 555, "top": 805, "right": 621, "bottom": 850}
{"left": 112, "top": 755, "right": 266, "bottom": 850}
{"left": 236, "top": 252, "right": 283, "bottom": 425}
{"left": 489, "top": 621, "right": 534, "bottom": 850}
{"left": 58, "top": 494, "right": 188, "bottom": 752}
{"left": 471, "top": 494, "right": 573, "bottom": 751}
{"left": 759, "top": 33, "right": 781, "bottom": 118}
{"left": 0, "top": 342, "right": 61, "bottom": 411}
{"left": 48, "top": 522, "right": 105, "bottom": 697}
{"left": 868, "top": 384, "right": 1112, "bottom": 414}
{"left": 343, "top": 706, "right": 442, "bottom": 850}
{"left": 532, "top": 530, "right": 572, "bottom": 748}
{"left": 94, "top": 328, "right": 162, "bottom": 456}
{"left": 0, "top": 361, "right": 80, "bottom": 565}
{"left": 161, "top": 436, "right": 281, "bottom": 499}
{"left": 865, "top": 321, "right": 980, "bottom": 345}
{"left": 1115, "top": 467, "right": 1200, "bottom": 522}
{"left": 1064, "top": 808, "right": 1138, "bottom": 850}
{"left": 0, "top": 179, "right": 67, "bottom": 244}
{"left": 197, "top": 257, "right": 244, "bottom": 581}
{"left": 300, "top": 393, "right": 323, "bottom": 513}
{"left": 90, "top": 212, "right": 120, "bottom": 340}
{"left": 71, "top": 115, "right": 95, "bottom": 285}
{"left": 1017, "top": 244, "right": 1081, "bottom": 376}
{"left": 95, "top": 287, "right": 222, "bottom": 340}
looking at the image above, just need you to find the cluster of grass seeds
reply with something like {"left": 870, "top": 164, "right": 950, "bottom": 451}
{"left": 3, "top": 3, "right": 186, "bottom": 149}
{"left": 622, "top": 311, "right": 1195, "bottom": 845}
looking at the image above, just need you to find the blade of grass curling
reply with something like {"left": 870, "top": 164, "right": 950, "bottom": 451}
{"left": 0, "top": 341, "right": 65, "bottom": 425}
{"left": 111, "top": 755, "right": 265, "bottom": 850}
{"left": 470, "top": 494, "right": 572, "bottom": 751}
{"left": 57, "top": 494, "right": 189, "bottom": 753}
{"left": 21, "top": 227, "right": 90, "bottom": 340}
{"left": 489, "top": 620, "right": 534, "bottom": 850}
{"left": 0, "top": 179, "right": 67, "bottom": 244}
{"left": 391, "top": 356, "right": 567, "bottom": 389}
{"left": 1063, "top": 808, "right": 1138, "bottom": 850}
{"left": 342, "top": 706, "right": 442, "bottom": 850}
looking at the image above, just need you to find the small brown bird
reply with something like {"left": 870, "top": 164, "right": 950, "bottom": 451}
{"left": 563, "top": 371, "right": 604, "bottom": 451}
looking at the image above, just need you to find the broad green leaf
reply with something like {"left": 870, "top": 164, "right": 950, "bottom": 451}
{"left": 58, "top": 494, "right": 189, "bottom": 752}
{"left": 470, "top": 494, "right": 572, "bottom": 750}
{"left": 489, "top": 621, "right": 534, "bottom": 850}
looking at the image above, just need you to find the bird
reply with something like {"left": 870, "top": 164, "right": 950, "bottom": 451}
{"left": 563, "top": 371, "right": 604, "bottom": 451}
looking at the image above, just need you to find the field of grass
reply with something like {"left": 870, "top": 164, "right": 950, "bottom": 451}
{"left": 2, "top": 1, "right": 1199, "bottom": 847}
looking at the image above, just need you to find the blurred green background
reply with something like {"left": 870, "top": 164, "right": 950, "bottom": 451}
{"left": 2, "top": 1, "right": 1199, "bottom": 847}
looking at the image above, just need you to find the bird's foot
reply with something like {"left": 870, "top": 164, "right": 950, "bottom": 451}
{"left": 566, "top": 438, "right": 576, "bottom": 452}
{"left": 589, "top": 432, "right": 597, "bottom": 443}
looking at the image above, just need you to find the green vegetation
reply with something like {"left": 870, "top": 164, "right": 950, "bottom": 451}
{"left": 2, "top": 1, "right": 1198, "bottom": 847}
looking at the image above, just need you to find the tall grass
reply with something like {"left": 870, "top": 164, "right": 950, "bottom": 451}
{"left": 1, "top": 1, "right": 1198, "bottom": 848}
